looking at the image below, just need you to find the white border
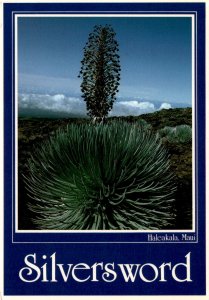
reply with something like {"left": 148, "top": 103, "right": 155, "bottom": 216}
{"left": 14, "top": 13, "right": 196, "bottom": 236}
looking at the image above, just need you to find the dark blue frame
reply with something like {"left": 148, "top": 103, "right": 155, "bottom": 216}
{"left": 4, "top": 2, "right": 205, "bottom": 296}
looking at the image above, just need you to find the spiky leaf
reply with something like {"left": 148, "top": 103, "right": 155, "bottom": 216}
{"left": 24, "top": 122, "right": 176, "bottom": 230}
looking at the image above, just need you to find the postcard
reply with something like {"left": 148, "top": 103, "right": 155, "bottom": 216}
{"left": 0, "top": 0, "right": 208, "bottom": 299}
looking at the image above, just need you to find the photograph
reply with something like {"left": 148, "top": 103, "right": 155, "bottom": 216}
{"left": 2, "top": 1, "right": 208, "bottom": 298}
{"left": 17, "top": 15, "right": 193, "bottom": 231}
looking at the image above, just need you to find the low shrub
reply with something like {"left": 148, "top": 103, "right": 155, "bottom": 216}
{"left": 159, "top": 125, "right": 192, "bottom": 144}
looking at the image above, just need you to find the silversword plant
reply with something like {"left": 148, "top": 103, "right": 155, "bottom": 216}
{"left": 25, "top": 122, "right": 176, "bottom": 230}
{"left": 78, "top": 25, "right": 120, "bottom": 122}
{"left": 159, "top": 124, "right": 192, "bottom": 144}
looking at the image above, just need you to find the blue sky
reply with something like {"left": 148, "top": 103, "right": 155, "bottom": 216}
{"left": 18, "top": 16, "right": 192, "bottom": 117}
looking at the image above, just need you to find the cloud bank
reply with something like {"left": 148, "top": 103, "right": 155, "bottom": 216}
{"left": 19, "top": 93, "right": 86, "bottom": 117}
{"left": 110, "top": 101, "right": 155, "bottom": 116}
{"left": 159, "top": 102, "right": 172, "bottom": 110}
{"left": 18, "top": 93, "right": 172, "bottom": 118}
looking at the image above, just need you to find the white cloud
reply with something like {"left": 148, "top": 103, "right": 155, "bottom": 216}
{"left": 159, "top": 102, "right": 172, "bottom": 110}
{"left": 110, "top": 101, "right": 155, "bottom": 116}
{"left": 18, "top": 93, "right": 86, "bottom": 116}
{"left": 19, "top": 93, "right": 174, "bottom": 117}
{"left": 52, "top": 94, "right": 65, "bottom": 101}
